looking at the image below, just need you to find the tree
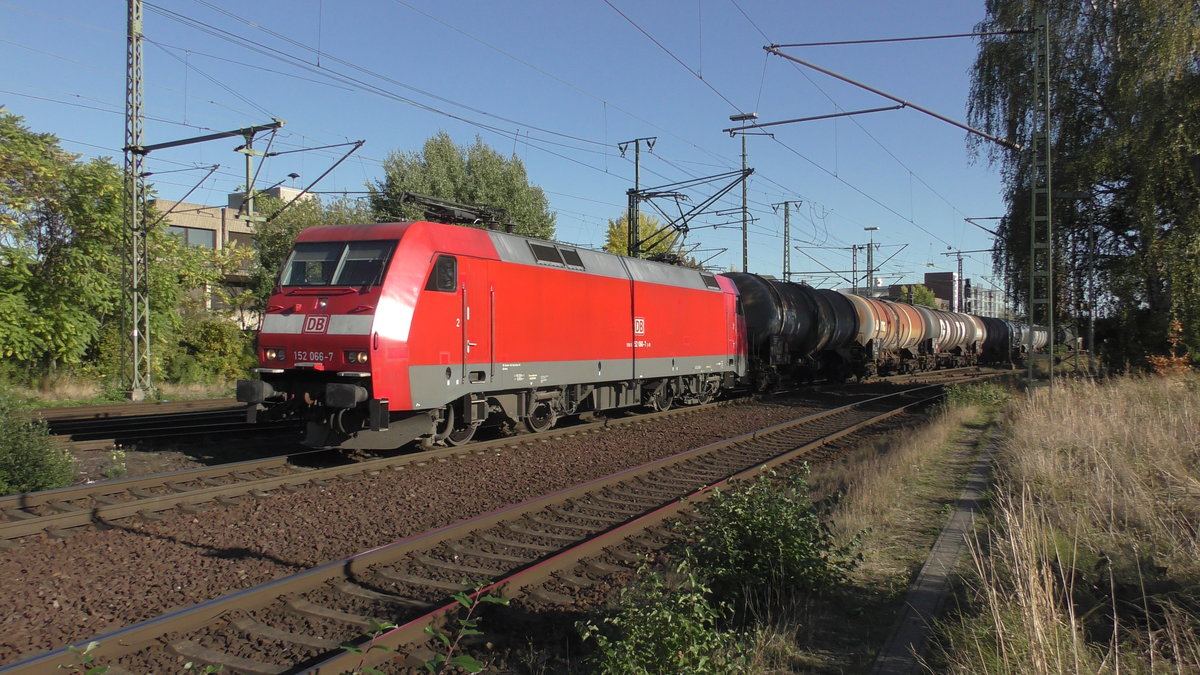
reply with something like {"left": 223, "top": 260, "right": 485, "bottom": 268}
{"left": 0, "top": 111, "right": 123, "bottom": 368}
{"left": 0, "top": 110, "right": 247, "bottom": 386}
{"left": 969, "top": 1, "right": 1200, "bottom": 366}
{"left": 603, "top": 212, "right": 702, "bottom": 268}
{"left": 369, "top": 132, "right": 555, "bottom": 239}
{"left": 603, "top": 212, "right": 677, "bottom": 257}
{"left": 901, "top": 284, "right": 939, "bottom": 308}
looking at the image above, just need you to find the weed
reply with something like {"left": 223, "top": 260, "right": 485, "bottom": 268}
{"left": 935, "top": 374, "right": 1200, "bottom": 672}
{"left": 58, "top": 641, "right": 107, "bottom": 674}
{"left": 424, "top": 584, "right": 509, "bottom": 674}
{"left": 0, "top": 389, "right": 74, "bottom": 495}
{"left": 577, "top": 562, "right": 745, "bottom": 674}
{"left": 101, "top": 447, "right": 127, "bottom": 480}
{"left": 339, "top": 618, "right": 398, "bottom": 675}
{"left": 944, "top": 381, "right": 1010, "bottom": 408}
{"left": 678, "top": 468, "right": 860, "bottom": 617}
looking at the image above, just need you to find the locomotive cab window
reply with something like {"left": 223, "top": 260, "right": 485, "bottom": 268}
{"left": 282, "top": 242, "right": 341, "bottom": 286}
{"left": 425, "top": 255, "right": 457, "bottom": 292}
{"left": 333, "top": 241, "right": 394, "bottom": 287}
{"left": 280, "top": 241, "right": 396, "bottom": 287}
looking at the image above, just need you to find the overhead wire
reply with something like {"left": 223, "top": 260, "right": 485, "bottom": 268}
{"left": 159, "top": 1, "right": 823, "bottom": 244}
{"left": 729, "top": 0, "right": 977, "bottom": 244}
{"left": 11, "top": 1, "right": 979, "bottom": 272}
{"left": 598, "top": 0, "right": 741, "bottom": 112}
{"left": 185, "top": 0, "right": 612, "bottom": 149}
{"left": 147, "top": 2, "right": 640, "bottom": 183}
{"left": 593, "top": 2, "right": 935, "bottom": 253}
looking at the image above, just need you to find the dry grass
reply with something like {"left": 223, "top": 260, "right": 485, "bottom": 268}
{"left": 11, "top": 375, "right": 232, "bottom": 405}
{"left": 736, "top": 393, "right": 1003, "bottom": 672}
{"left": 936, "top": 374, "right": 1200, "bottom": 673}
{"left": 156, "top": 381, "right": 234, "bottom": 400}
{"left": 810, "top": 402, "right": 987, "bottom": 545}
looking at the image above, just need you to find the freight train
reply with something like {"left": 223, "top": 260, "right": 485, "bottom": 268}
{"left": 236, "top": 220, "right": 1044, "bottom": 450}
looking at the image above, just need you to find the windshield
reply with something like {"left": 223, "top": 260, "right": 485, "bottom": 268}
{"left": 280, "top": 240, "right": 396, "bottom": 287}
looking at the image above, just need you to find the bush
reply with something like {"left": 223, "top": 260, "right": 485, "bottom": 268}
{"left": 0, "top": 391, "right": 74, "bottom": 495}
{"left": 578, "top": 563, "right": 744, "bottom": 674}
{"left": 679, "top": 469, "right": 859, "bottom": 613}
{"left": 945, "top": 381, "right": 1010, "bottom": 408}
{"left": 162, "top": 316, "right": 253, "bottom": 384}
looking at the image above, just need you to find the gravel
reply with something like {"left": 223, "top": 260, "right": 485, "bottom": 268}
{"left": 0, "top": 387, "right": 896, "bottom": 664}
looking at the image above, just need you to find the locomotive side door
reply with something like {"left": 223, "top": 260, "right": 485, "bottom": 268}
{"left": 733, "top": 295, "right": 747, "bottom": 376}
{"left": 458, "top": 257, "right": 492, "bottom": 385}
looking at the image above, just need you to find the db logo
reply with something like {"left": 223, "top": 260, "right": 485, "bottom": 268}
{"left": 302, "top": 315, "right": 330, "bottom": 333}
{"left": 633, "top": 317, "right": 646, "bottom": 336}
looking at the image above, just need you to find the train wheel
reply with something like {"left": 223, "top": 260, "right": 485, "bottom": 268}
{"left": 524, "top": 401, "right": 557, "bottom": 433}
{"left": 445, "top": 424, "right": 478, "bottom": 446}
{"left": 694, "top": 380, "right": 719, "bottom": 405}
{"left": 648, "top": 383, "right": 674, "bottom": 411}
{"left": 434, "top": 404, "right": 477, "bottom": 446}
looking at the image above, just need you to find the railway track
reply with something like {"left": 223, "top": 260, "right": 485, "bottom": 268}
{"left": 2, "top": 368, "right": 995, "bottom": 548}
{"left": 2, "top": 395, "right": 754, "bottom": 547}
{"left": 1, "top": 379, "right": 963, "bottom": 674}
{"left": 37, "top": 398, "right": 297, "bottom": 450}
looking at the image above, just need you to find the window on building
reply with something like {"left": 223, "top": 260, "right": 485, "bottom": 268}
{"left": 167, "top": 225, "right": 216, "bottom": 249}
{"left": 228, "top": 231, "right": 253, "bottom": 248}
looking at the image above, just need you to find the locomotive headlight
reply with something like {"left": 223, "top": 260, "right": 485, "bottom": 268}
{"left": 264, "top": 348, "right": 286, "bottom": 361}
{"left": 345, "top": 350, "right": 369, "bottom": 364}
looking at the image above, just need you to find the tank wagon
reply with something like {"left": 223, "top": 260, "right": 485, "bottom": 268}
{"left": 723, "top": 275, "right": 990, "bottom": 382}
{"left": 237, "top": 221, "right": 742, "bottom": 449}
{"left": 237, "top": 219, "right": 1049, "bottom": 450}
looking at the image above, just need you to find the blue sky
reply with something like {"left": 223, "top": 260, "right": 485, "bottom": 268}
{"left": 1, "top": 1, "right": 1013, "bottom": 290}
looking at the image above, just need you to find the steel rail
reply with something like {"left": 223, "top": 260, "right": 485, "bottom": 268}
{"left": 309, "top": 386, "right": 949, "bottom": 673}
{"left": 0, "top": 380, "right": 963, "bottom": 674}
{"left": 34, "top": 398, "right": 237, "bottom": 422}
{"left": 2, "top": 369, "right": 993, "bottom": 546}
{"left": 0, "top": 396, "right": 747, "bottom": 545}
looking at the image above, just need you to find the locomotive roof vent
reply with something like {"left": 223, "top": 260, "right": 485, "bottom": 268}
{"left": 529, "top": 241, "right": 565, "bottom": 266}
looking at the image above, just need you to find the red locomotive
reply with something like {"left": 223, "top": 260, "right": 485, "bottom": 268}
{"left": 237, "top": 220, "right": 744, "bottom": 449}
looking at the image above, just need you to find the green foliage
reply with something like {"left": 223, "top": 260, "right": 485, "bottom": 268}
{"left": 969, "top": 2, "right": 1200, "bottom": 367}
{"left": 0, "top": 390, "right": 73, "bottom": 495}
{"left": 424, "top": 584, "right": 509, "bottom": 674}
{"left": 945, "top": 382, "right": 1011, "bottom": 409}
{"left": 0, "top": 110, "right": 253, "bottom": 388}
{"left": 339, "top": 618, "right": 398, "bottom": 675}
{"left": 577, "top": 563, "right": 744, "bottom": 674}
{"left": 679, "top": 469, "right": 859, "bottom": 612}
{"left": 161, "top": 314, "right": 254, "bottom": 384}
{"left": 0, "top": 111, "right": 124, "bottom": 367}
{"left": 370, "top": 131, "right": 555, "bottom": 240}
{"left": 58, "top": 641, "right": 108, "bottom": 674}
{"left": 603, "top": 212, "right": 674, "bottom": 256}
{"left": 900, "top": 284, "right": 939, "bottom": 308}
{"left": 603, "top": 211, "right": 703, "bottom": 268}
